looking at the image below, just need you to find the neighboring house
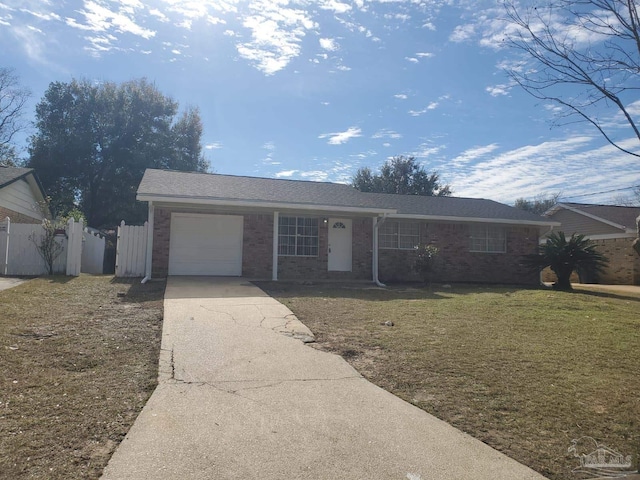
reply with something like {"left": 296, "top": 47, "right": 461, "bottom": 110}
{"left": 136, "top": 169, "right": 558, "bottom": 285}
{"left": 0, "top": 166, "right": 48, "bottom": 224}
{"left": 543, "top": 203, "right": 640, "bottom": 285}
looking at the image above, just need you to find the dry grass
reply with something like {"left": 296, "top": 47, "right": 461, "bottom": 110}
{"left": 259, "top": 282, "right": 640, "bottom": 480}
{"left": 0, "top": 275, "right": 165, "bottom": 480}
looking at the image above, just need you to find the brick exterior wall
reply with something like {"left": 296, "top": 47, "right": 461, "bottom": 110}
{"left": 0, "top": 206, "right": 41, "bottom": 224}
{"left": 151, "top": 208, "right": 172, "bottom": 277}
{"left": 540, "top": 236, "right": 640, "bottom": 285}
{"left": 594, "top": 237, "right": 640, "bottom": 285}
{"left": 379, "top": 222, "right": 540, "bottom": 285}
{"left": 242, "top": 214, "right": 273, "bottom": 279}
{"left": 278, "top": 217, "right": 373, "bottom": 281}
{"left": 151, "top": 207, "right": 539, "bottom": 284}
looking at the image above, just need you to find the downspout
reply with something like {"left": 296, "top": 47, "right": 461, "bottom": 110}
{"left": 141, "top": 201, "right": 154, "bottom": 284}
{"left": 272, "top": 211, "right": 279, "bottom": 281}
{"left": 372, "top": 214, "right": 388, "bottom": 287}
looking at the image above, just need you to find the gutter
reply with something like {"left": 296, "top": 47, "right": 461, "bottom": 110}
{"left": 372, "top": 215, "right": 388, "bottom": 287}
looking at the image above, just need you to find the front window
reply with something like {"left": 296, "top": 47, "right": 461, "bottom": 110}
{"left": 379, "top": 221, "right": 420, "bottom": 249}
{"left": 470, "top": 225, "right": 506, "bottom": 253}
{"left": 278, "top": 216, "right": 319, "bottom": 256}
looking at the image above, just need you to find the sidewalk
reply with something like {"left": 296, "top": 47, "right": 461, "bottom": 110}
{"left": 101, "top": 277, "right": 546, "bottom": 479}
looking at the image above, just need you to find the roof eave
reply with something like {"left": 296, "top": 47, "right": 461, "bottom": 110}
{"left": 551, "top": 203, "right": 629, "bottom": 231}
{"left": 136, "top": 193, "right": 397, "bottom": 215}
{"left": 388, "top": 213, "right": 560, "bottom": 227}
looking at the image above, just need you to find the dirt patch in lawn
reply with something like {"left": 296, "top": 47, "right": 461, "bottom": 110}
{"left": 258, "top": 282, "right": 640, "bottom": 480}
{"left": 0, "top": 275, "right": 165, "bottom": 480}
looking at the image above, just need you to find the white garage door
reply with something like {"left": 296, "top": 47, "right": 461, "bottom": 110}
{"left": 168, "top": 213, "right": 243, "bottom": 276}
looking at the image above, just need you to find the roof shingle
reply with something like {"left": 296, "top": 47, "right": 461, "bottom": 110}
{"left": 138, "top": 169, "right": 554, "bottom": 225}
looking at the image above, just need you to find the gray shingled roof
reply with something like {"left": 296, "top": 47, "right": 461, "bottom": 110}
{"left": 138, "top": 169, "right": 555, "bottom": 224}
{"left": 0, "top": 166, "right": 34, "bottom": 189}
{"left": 560, "top": 203, "right": 640, "bottom": 230}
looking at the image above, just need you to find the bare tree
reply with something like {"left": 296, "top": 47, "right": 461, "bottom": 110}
{"left": 0, "top": 67, "right": 30, "bottom": 164}
{"left": 504, "top": 0, "right": 640, "bottom": 157}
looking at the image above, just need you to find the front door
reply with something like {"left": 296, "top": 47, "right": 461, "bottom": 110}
{"left": 328, "top": 218, "right": 352, "bottom": 272}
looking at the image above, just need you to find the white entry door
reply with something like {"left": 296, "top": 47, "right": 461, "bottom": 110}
{"left": 328, "top": 218, "right": 352, "bottom": 272}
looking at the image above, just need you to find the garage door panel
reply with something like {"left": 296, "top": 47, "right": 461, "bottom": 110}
{"left": 169, "top": 213, "right": 243, "bottom": 276}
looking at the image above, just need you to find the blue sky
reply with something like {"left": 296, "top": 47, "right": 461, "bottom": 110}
{"left": 1, "top": 0, "right": 639, "bottom": 205}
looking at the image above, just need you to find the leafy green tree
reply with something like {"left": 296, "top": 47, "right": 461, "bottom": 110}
{"left": 27, "top": 78, "right": 208, "bottom": 227}
{"left": 526, "top": 231, "right": 608, "bottom": 291}
{"left": 352, "top": 156, "right": 451, "bottom": 196}
{"left": 514, "top": 193, "right": 560, "bottom": 215}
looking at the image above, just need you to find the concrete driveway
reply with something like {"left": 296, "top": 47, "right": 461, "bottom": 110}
{"left": 101, "top": 277, "right": 545, "bottom": 480}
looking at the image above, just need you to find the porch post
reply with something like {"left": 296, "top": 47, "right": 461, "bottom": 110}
{"left": 272, "top": 211, "right": 279, "bottom": 281}
{"left": 144, "top": 202, "right": 154, "bottom": 280}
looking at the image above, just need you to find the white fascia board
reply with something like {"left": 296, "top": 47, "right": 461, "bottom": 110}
{"left": 583, "top": 232, "right": 636, "bottom": 240}
{"left": 136, "top": 194, "right": 396, "bottom": 215}
{"left": 387, "top": 213, "right": 560, "bottom": 227}
{"left": 554, "top": 203, "right": 628, "bottom": 231}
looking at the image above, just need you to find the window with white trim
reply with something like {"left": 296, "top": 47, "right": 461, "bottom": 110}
{"left": 470, "top": 225, "right": 506, "bottom": 253}
{"left": 379, "top": 221, "right": 420, "bottom": 249}
{"left": 278, "top": 216, "right": 319, "bottom": 256}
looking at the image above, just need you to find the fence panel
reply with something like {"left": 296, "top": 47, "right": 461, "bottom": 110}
{"left": 115, "top": 221, "right": 148, "bottom": 277}
{"left": 0, "top": 217, "right": 9, "bottom": 275}
{"left": 81, "top": 228, "right": 106, "bottom": 274}
{"left": 2, "top": 223, "right": 67, "bottom": 275}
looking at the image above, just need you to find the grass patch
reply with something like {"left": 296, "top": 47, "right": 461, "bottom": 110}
{"left": 259, "top": 282, "right": 640, "bottom": 480}
{"left": 0, "top": 275, "right": 165, "bottom": 479}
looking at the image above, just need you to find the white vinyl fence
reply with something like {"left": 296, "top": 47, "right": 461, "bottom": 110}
{"left": 0, "top": 217, "right": 105, "bottom": 276}
{"left": 81, "top": 228, "right": 106, "bottom": 274}
{"left": 115, "top": 221, "right": 148, "bottom": 277}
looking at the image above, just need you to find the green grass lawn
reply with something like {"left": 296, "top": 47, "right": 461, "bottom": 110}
{"left": 259, "top": 282, "right": 640, "bottom": 480}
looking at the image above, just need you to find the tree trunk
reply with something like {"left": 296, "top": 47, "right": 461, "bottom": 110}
{"left": 553, "top": 266, "right": 573, "bottom": 291}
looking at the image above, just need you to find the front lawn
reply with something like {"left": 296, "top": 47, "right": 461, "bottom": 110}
{"left": 0, "top": 275, "right": 165, "bottom": 479}
{"left": 259, "top": 282, "right": 640, "bottom": 480}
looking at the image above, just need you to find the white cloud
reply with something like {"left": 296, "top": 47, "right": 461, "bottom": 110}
{"left": 416, "top": 52, "right": 433, "bottom": 58}
{"left": 449, "top": 23, "right": 474, "bottom": 43}
{"left": 427, "top": 101, "right": 438, "bottom": 110}
{"left": 319, "top": 37, "right": 338, "bottom": 51}
{"left": 405, "top": 56, "right": 418, "bottom": 63}
{"left": 318, "top": 0, "right": 351, "bottom": 14}
{"left": 372, "top": 128, "right": 402, "bottom": 139}
{"left": 435, "top": 136, "right": 640, "bottom": 203}
{"left": 486, "top": 84, "right": 511, "bottom": 96}
{"left": 394, "top": 93, "right": 408, "bottom": 100}
{"left": 409, "top": 108, "right": 428, "bottom": 117}
{"left": 236, "top": 1, "right": 317, "bottom": 75}
{"left": 451, "top": 144, "right": 499, "bottom": 167}
{"left": 276, "top": 170, "right": 297, "bottom": 178}
{"left": 318, "top": 126, "right": 362, "bottom": 145}
{"left": 205, "top": 142, "right": 223, "bottom": 150}
{"left": 66, "top": 0, "right": 156, "bottom": 40}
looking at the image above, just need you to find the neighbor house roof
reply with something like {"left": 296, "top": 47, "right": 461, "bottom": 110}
{"left": 547, "top": 202, "right": 640, "bottom": 232}
{"left": 0, "top": 166, "right": 37, "bottom": 189}
{"left": 137, "top": 169, "right": 557, "bottom": 226}
{"left": 0, "top": 165, "right": 47, "bottom": 204}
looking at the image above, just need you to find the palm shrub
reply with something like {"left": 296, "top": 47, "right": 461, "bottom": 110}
{"left": 526, "top": 231, "right": 608, "bottom": 291}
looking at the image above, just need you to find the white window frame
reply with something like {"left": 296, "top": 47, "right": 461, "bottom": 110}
{"left": 278, "top": 216, "right": 319, "bottom": 257}
{"left": 470, "top": 224, "right": 507, "bottom": 253}
{"left": 379, "top": 221, "right": 421, "bottom": 250}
